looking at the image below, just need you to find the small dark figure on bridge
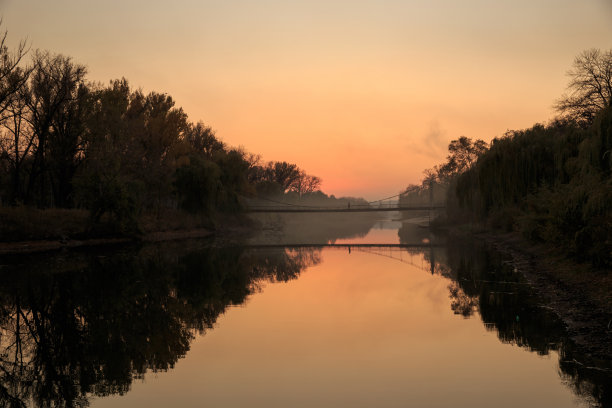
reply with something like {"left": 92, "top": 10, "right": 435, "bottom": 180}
{"left": 348, "top": 202, "right": 351, "bottom": 209}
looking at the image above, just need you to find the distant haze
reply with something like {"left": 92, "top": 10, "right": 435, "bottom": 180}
{"left": 2, "top": 0, "right": 611, "bottom": 200}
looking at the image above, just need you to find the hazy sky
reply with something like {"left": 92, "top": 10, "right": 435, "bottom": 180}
{"left": 2, "top": 0, "right": 611, "bottom": 199}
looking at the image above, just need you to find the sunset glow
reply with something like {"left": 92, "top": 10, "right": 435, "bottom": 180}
{"left": 3, "top": 0, "right": 611, "bottom": 199}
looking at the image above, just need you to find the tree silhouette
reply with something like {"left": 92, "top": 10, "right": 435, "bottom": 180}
{"left": 23, "top": 51, "right": 88, "bottom": 207}
{"left": 555, "top": 48, "right": 612, "bottom": 125}
{"left": 0, "top": 21, "right": 29, "bottom": 121}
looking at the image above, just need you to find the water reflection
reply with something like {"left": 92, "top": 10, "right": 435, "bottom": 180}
{"left": 249, "top": 211, "right": 380, "bottom": 244}
{"left": 397, "top": 223, "right": 611, "bottom": 407}
{"left": 0, "top": 243, "right": 320, "bottom": 407}
{"left": 0, "top": 218, "right": 609, "bottom": 407}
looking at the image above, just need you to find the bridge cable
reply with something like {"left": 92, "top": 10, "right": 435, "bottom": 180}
{"left": 367, "top": 192, "right": 405, "bottom": 204}
{"left": 244, "top": 189, "right": 416, "bottom": 209}
{"left": 242, "top": 195, "right": 328, "bottom": 209}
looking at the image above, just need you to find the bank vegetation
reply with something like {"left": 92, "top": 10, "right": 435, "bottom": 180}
{"left": 402, "top": 48, "right": 611, "bottom": 268}
{"left": 0, "top": 26, "right": 354, "bottom": 242}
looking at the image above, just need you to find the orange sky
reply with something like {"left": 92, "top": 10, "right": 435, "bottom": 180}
{"left": 2, "top": 0, "right": 611, "bottom": 199}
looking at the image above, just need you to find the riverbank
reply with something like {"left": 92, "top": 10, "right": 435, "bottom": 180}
{"left": 0, "top": 207, "right": 257, "bottom": 255}
{"left": 447, "top": 225, "right": 612, "bottom": 365}
{"left": 0, "top": 229, "right": 217, "bottom": 255}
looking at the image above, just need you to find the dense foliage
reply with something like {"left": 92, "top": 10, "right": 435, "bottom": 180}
{"left": 450, "top": 109, "right": 611, "bottom": 266}
{"left": 403, "top": 49, "right": 612, "bottom": 267}
{"left": 399, "top": 136, "right": 487, "bottom": 208}
{"left": 0, "top": 28, "right": 334, "bottom": 234}
{"left": 0, "top": 54, "right": 255, "bottom": 232}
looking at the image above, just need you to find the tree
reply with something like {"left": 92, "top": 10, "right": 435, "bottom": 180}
{"left": 23, "top": 51, "right": 88, "bottom": 206}
{"left": 0, "top": 24, "right": 30, "bottom": 204}
{"left": 424, "top": 136, "right": 488, "bottom": 184}
{"left": 184, "top": 121, "right": 224, "bottom": 158}
{"left": 129, "top": 90, "right": 188, "bottom": 210}
{"left": 174, "top": 155, "right": 221, "bottom": 213}
{"left": 47, "top": 74, "right": 91, "bottom": 207}
{"left": 291, "top": 170, "right": 321, "bottom": 196}
{"left": 215, "top": 148, "right": 250, "bottom": 209}
{"left": 76, "top": 79, "right": 139, "bottom": 228}
{"left": 0, "top": 22, "right": 29, "bottom": 121}
{"left": 555, "top": 48, "right": 612, "bottom": 125}
{"left": 0, "top": 89, "right": 35, "bottom": 203}
{"left": 301, "top": 173, "right": 321, "bottom": 194}
{"left": 265, "top": 161, "right": 301, "bottom": 192}
{"left": 442, "top": 136, "right": 487, "bottom": 177}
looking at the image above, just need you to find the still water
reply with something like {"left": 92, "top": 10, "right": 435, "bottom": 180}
{"left": 0, "top": 215, "right": 609, "bottom": 407}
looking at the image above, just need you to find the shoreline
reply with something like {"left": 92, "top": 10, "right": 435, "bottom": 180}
{"left": 2, "top": 216, "right": 609, "bottom": 366}
{"left": 0, "top": 207, "right": 259, "bottom": 255}
{"left": 0, "top": 228, "right": 215, "bottom": 255}
{"left": 449, "top": 227, "right": 612, "bottom": 365}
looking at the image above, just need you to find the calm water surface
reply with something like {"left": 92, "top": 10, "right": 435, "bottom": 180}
{"left": 0, "top": 215, "right": 608, "bottom": 407}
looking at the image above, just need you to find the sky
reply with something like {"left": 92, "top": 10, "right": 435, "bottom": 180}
{"left": 1, "top": 0, "right": 611, "bottom": 200}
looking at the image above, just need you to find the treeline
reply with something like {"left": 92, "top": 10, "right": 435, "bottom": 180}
{"left": 404, "top": 49, "right": 611, "bottom": 267}
{"left": 451, "top": 109, "right": 611, "bottom": 266}
{"left": 0, "top": 29, "right": 330, "bottom": 234}
{"left": 399, "top": 136, "right": 488, "bottom": 207}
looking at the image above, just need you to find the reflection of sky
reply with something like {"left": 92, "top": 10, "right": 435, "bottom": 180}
{"left": 3, "top": 1, "right": 612, "bottom": 199}
{"left": 334, "top": 214, "right": 433, "bottom": 244}
{"left": 91, "top": 248, "right": 582, "bottom": 408}
{"left": 334, "top": 227, "right": 400, "bottom": 244}
{"left": 334, "top": 212, "right": 404, "bottom": 243}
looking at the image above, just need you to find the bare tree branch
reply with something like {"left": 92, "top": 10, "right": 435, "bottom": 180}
{"left": 554, "top": 49, "right": 612, "bottom": 125}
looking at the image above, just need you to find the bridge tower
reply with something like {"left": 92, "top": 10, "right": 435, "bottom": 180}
{"left": 428, "top": 180, "right": 434, "bottom": 224}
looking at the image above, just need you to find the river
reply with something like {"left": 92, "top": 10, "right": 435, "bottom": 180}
{"left": 0, "top": 213, "right": 609, "bottom": 407}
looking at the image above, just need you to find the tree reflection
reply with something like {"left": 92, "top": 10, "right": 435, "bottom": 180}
{"left": 0, "top": 243, "right": 320, "bottom": 407}
{"left": 399, "top": 227, "right": 611, "bottom": 408}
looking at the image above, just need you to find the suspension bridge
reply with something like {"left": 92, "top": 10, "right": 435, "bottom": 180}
{"left": 245, "top": 204, "right": 445, "bottom": 213}
{"left": 243, "top": 191, "right": 445, "bottom": 213}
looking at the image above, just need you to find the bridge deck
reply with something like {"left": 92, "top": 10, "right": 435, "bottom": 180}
{"left": 246, "top": 205, "right": 445, "bottom": 213}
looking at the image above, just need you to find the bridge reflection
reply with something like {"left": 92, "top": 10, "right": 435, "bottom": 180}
{"left": 243, "top": 243, "right": 443, "bottom": 248}
{"left": 245, "top": 204, "right": 445, "bottom": 213}
{"left": 245, "top": 243, "right": 439, "bottom": 275}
